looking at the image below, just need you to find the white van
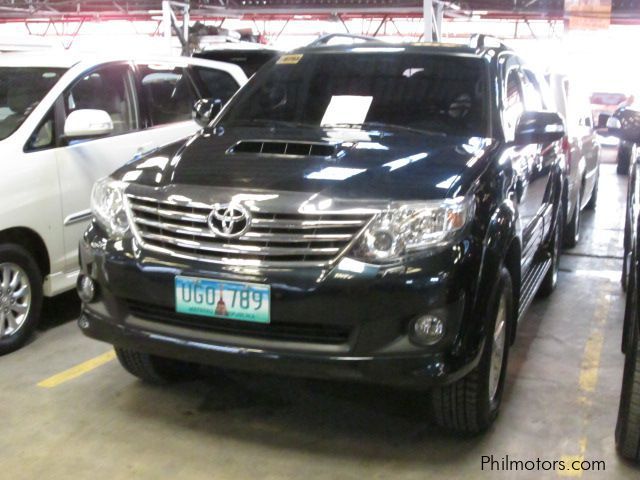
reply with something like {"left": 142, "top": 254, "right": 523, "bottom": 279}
{"left": 0, "top": 53, "right": 247, "bottom": 353}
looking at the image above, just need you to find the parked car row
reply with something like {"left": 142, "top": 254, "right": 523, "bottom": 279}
{"left": 2, "top": 36, "right": 620, "bottom": 442}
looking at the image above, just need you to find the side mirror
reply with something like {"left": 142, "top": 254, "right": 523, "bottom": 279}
{"left": 514, "top": 111, "right": 565, "bottom": 145}
{"left": 64, "top": 109, "right": 113, "bottom": 139}
{"left": 193, "top": 98, "right": 223, "bottom": 127}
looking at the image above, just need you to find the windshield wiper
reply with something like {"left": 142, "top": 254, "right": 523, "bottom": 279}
{"left": 324, "top": 122, "right": 446, "bottom": 136}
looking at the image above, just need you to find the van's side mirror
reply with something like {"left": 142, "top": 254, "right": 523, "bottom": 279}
{"left": 193, "top": 98, "right": 223, "bottom": 127}
{"left": 514, "top": 111, "right": 565, "bottom": 145}
{"left": 64, "top": 109, "right": 113, "bottom": 140}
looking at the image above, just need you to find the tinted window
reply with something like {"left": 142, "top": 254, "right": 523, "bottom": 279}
{"left": 222, "top": 52, "right": 489, "bottom": 137}
{"left": 190, "top": 66, "right": 239, "bottom": 104}
{"left": 65, "top": 64, "right": 137, "bottom": 135}
{"left": 0, "top": 67, "right": 65, "bottom": 141}
{"left": 139, "top": 65, "right": 195, "bottom": 126}
{"left": 503, "top": 69, "right": 524, "bottom": 141}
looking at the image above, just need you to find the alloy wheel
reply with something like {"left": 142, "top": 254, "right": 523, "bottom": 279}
{"left": 0, "top": 262, "right": 32, "bottom": 338}
{"left": 489, "top": 292, "right": 508, "bottom": 403}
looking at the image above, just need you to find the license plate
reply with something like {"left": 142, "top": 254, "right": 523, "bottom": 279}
{"left": 175, "top": 276, "right": 270, "bottom": 323}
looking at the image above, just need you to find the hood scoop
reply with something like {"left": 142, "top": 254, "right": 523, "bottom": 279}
{"left": 228, "top": 140, "right": 338, "bottom": 158}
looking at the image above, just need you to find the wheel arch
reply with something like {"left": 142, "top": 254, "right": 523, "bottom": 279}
{"left": 0, "top": 227, "right": 51, "bottom": 279}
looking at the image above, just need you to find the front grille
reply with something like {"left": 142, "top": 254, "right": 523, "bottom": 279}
{"left": 126, "top": 194, "right": 372, "bottom": 266}
{"left": 127, "top": 300, "right": 352, "bottom": 345}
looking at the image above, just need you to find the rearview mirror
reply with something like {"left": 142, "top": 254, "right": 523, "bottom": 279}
{"left": 64, "top": 109, "right": 113, "bottom": 140}
{"left": 514, "top": 111, "right": 565, "bottom": 145}
{"left": 193, "top": 98, "right": 223, "bottom": 127}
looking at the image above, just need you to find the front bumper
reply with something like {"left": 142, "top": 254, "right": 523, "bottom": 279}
{"left": 78, "top": 225, "right": 486, "bottom": 388}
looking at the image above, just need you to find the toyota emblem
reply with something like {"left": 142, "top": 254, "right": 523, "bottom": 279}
{"left": 208, "top": 203, "right": 251, "bottom": 238}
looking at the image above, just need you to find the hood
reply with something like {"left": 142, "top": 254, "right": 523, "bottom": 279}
{"left": 115, "top": 126, "right": 497, "bottom": 201}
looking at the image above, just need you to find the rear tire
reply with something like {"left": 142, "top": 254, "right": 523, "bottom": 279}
{"left": 538, "top": 206, "right": 563, "bottom": 298}
{"left": 430, "top": 267, "right": 513, "bottom": 434}
{"left": 615, "top": 315, "right": 640, "bottom": 463}
{"left": 564, "top": 189, "right": 581, "bottom": 248}
{"left": 0, "top": 244, "right": 43, "bottom": 356}
{"left": 115, "top": 347, "right": 200, "bottom": 384}
{"left": 585, "top": 170, "right": 598, "bottom": 210}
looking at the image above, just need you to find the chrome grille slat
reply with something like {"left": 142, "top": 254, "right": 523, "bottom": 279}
{"left": 126, "top": 194, "right": 373, "bottom": 266}
{"left": 133, "top": 217, "right": 353, "bottom": 243}
{"left": 141, "top": 232, "right": 342, "bottom": 256}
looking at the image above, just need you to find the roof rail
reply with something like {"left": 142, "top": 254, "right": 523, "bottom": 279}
{"left": 469, "top": 34, "right": 510, "bottom": 51}
{"left": 307, "top": 33, "right": 379, "bottom": 48}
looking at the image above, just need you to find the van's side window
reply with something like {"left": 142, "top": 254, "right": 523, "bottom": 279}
{"left": 138, "top": 65, "right": 196, "bottom": 126}
{"left": 190, "top": 67, "right": 239, "bottom": 105}
{"left": 65, "top": 64, "right": 138, "bottom": 136}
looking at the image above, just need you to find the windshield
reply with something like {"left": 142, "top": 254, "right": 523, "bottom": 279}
{"left": 0, "top": 67, "right": 66, "bottom": 141}
{"left": 222, "top": 51, "right": 489, "bottom": 137}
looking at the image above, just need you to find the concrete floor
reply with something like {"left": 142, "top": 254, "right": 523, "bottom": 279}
{"left": 1, "top": 150, "right": 639, "bottom": 479}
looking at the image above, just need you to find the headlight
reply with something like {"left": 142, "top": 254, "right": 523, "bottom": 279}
{"left": 90, "top": 177, "right": 129, "bottom": 238}
{"left": 351, "top": 196, "right": 475, "bottom": 263}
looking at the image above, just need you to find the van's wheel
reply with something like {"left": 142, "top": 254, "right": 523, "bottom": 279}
{"left": 430, "top": 267, "right": 513, "bottom": 434}
{"left": 615, "top": 315, "right": 640, "bottom": 463}
{"left": 115, "top": 347, "right": 200, "bottom": 384}
{"left": 538, "top": 207, "right": 563, "bottom": 297}
{"left": 0, "top": 244, "right": 43, "bottom": 355}
{"left": 564, "top": 189, "right": 581, "bottom": 248}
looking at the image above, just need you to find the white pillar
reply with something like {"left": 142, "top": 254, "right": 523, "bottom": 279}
{"left": 423, "top": 0, "right": 433, "bottom": 41}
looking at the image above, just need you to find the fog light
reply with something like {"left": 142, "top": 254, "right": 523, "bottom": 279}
{"left": 412, "top": 315, "right": 445, "bottom": 346}
{"left": 77, "top": 275, "right": 95, "bottom": 303}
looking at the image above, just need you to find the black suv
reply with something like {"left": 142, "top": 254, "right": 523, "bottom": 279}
{"left": 78, "top": 37, "right": 566, "bottom": 433}
{"left": 609, "top": 106, "right": 640, "bottom": 462}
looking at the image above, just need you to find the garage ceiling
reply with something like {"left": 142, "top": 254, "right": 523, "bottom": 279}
{"left": 0, "top": 0, "right": 637, "bottom": 22}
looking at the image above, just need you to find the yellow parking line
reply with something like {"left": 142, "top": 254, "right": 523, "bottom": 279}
{"left": 557, "top": 288, "right": 612, "bottom": 478}
{"left": 37, "top": 350, "right": 116, "bottom": 388}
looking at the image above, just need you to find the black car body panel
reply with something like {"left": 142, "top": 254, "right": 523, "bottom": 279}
{"left": 79, "top": 41, "right": 565, "bottom": 389}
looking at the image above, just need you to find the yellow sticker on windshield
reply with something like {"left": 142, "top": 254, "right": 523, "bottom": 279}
{"left": 277, "top": 54, "right": 303, "bottom": 65}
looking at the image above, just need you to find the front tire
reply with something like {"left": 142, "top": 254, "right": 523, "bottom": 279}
{"left": 430, "top": 267, "right": 513, "bottom": 434}
{"left": 115, "top": 347, "right": 200, "bottom": 384}
{"left": 0, "top": 244, "right": 43, "bottom": 355}
{"left": 616, "top": 315, "right": 640, "bottom": 463}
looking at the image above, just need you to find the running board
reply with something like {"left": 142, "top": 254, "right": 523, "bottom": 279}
{"left": 517, "top": 256, "right": 552, "bottom": 321}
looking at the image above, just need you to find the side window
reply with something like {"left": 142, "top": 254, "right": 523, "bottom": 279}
{"left": 65, "top": 64, "right": 137, "bottom": 136}
{"left": 138, "top": 65, "right": 196, "bottom": 126}
{"left": 521, "top": 70, "right": 545, "bottom": 111}
{"left": 190, "top": 66, "right": 239, "bottom": 105}
{"left": 26, "top": 108, "right": 55, "bottom": 150}
{"left": 503, "top": 69, "right": 524, "bottom": 141}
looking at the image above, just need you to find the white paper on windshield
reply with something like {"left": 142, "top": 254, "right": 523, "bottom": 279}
{"left": 321, "top": 95, "right": 373, "bottom": 126}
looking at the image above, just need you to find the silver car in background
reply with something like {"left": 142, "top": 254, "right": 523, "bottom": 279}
{"left": 548, "top": 73, "right": 601, "bottom": 247}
